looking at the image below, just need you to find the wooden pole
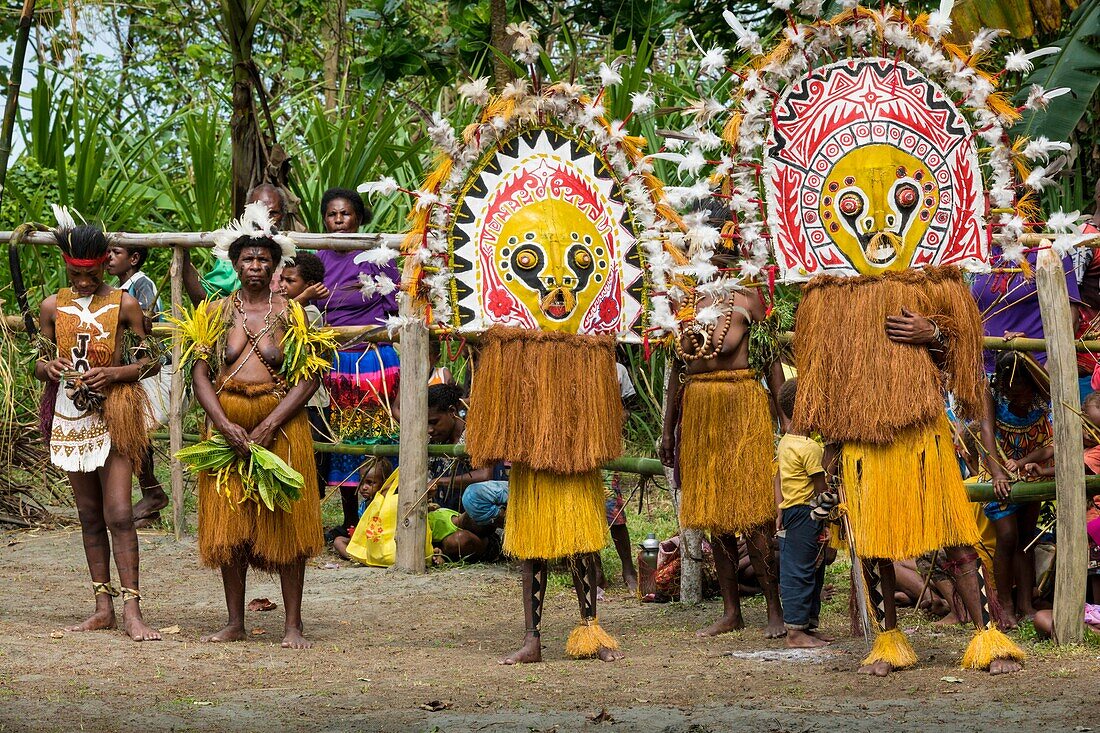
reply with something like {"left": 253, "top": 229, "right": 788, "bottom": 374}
{"left": 1035, "top": 245, "right": 1087, "bottom": 645}
{"left": 0, "top": 229, "right": 403, "bottom": 251}
{"left": 662, "top": 363, "right": 702, "bottom": 604}
{"left": 395, "top": 293, "right": 429, "bottom": 573}
{"left": 168, "top": 246, "right": 186, "bottom": 539}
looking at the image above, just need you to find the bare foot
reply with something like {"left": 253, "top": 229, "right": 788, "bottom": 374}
{"left": 201, "top": 623, "right": 247, "bottom": 643}
{"left": 934, "top": 612, "right": 962, "bottom": 627}
{"left": 787, "top": 629, "right": 830, "bottom": 649}
{"left": 281, "top": 624, "right": 312, "bottom": 649}
{"left": 697, "top": 612, "right": 744, "bottom": 637}
{"left": 764, "top": 617, "right": 788, "bottom": 639}
{"left": 597, "top": 646, "right": 625, "bottom": 662}
{"left": 623, "top": 570, "right": 639, "bottom": 596}
{"left": 989, "top": 657, "right": 1023, "bottom": 675}
{"left": 133, "top": 512, "right": 160, "bottom": 530}
{"left": 132, "top": 489, "right": 169, "bottom": 523}
{"left": 122, "top": 606, "right": 162, "bottom": 642}
{"left": 808, "top": 630, "right": 836, "bottom": 642}
{"left": 997, "top": 610, "right": 1019, "bottom": 631}
{"left": 857, "top": 660, "right": 894, "bottom": 677}
{"left": 65, "top": 608, "right": 116, "bottom": 633}
{"left": 500, "top": 633, "right": 542, "bottom": 665}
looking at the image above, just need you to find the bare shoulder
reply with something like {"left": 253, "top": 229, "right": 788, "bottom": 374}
{"left": 734, "top": 288, "right": 766, "bottom": 320}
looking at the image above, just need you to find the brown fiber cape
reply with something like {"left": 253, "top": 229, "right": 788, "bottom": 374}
{"left": 792, "top": 266, "right": 984, "bottom": 443}
{"left": 466, "top": 327, "right": 622, "bottom": 473}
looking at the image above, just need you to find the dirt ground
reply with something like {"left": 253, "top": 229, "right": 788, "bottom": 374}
{"left": 0, "top": 526, "right": 1094, "bottom": 733}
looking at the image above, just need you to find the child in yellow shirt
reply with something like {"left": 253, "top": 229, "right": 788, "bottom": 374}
{"left": 775, "top": 378, "right": 831, "bottom": 648}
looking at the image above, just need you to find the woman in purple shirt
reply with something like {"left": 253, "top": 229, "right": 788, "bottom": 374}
{"left": 971, "top": 247, "right": 1082, "bottom": 374}
{"left": 316, "top": 188, "right": 400, "bottom": 537}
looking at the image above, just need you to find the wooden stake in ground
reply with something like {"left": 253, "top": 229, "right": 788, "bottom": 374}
{"left": 662, "top": 363, "right": 702, "bottom": 604}
{"left": 395, "top": 294, "right": 429, "bottom": 573}
{"left": 169, "top": 245, "right": 186, "bottom": 539}
{"left": 1035, "top": 245, "right": 1086, "bottom": 644}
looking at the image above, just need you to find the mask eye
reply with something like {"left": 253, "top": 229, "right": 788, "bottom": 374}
{"left": 573, "top": 249, "right": 592, "bottom": 268}
{"left": 895, "top": 183, "right": 919, "bottom": 209}
{"left": 837, "top": 192, "right": 863, "bottom": 217}
{"left": 515, "top": 248, "right": 538, "bottom": 270}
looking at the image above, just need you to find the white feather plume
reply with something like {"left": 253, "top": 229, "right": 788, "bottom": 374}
{"left": 211, "top": 201, "right": 296, "bottom": 265}
{"left": 1005, "top": 46, "right": 1059, "bottom": 73}
{"left": 1022, "top": 136, "right": 1071, "bottom": 162}
{"left": 51, "top": 204, "right": 78, "bottom": 230}
{"left": 722, "top": 9, "right": 762, "bottom": 54}
{"left": 357, "top": 177, "right": 400, "bottom": 197}
{"left": 1046, "top": 210, "right": 1081, "bottom": 233}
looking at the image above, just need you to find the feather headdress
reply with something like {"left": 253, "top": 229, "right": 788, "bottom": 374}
{"left": 211, "top": 201, "right": 296, "bottom": 265}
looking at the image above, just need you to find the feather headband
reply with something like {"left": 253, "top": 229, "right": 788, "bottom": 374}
{"left": 211, "top": 201, "right": 296, "bottom": 265}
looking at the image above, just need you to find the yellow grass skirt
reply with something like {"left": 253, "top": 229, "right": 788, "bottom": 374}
{"left": 198, "top": 380, "right": 323, "bottom": 571}
{"left": 842, "top": 414, "right": 979, "bottom": 561}
{"left": 679, "top": 370, "right": 776, "bottom": 535}
{"left": 503, "top": 464, "right": 606, "bottom": 561}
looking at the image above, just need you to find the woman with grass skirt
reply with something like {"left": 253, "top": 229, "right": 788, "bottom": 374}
{"left": 177, "top": 204, "right": 333, "bottom": 649}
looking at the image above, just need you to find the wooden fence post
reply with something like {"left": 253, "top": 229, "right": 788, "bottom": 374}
{"left": 168, "top": 245, "right": 186, "bottom": 540}
{"left": 395, "top": 293, "right": 429, "bottom": 573}
{"left": 1035, "top": 245, "right": 1086, "bottom": 645}
{"left": 662, "top": 363, "right": 702, "bottom": 604}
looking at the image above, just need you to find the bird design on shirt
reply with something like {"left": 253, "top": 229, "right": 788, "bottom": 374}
{"left": 57, "top": 298, "right": 119, "bottom": 340}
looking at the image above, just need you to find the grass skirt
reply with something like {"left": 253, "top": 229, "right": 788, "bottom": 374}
{"left": 503, "top": 464, "right": 606, "bottom": 560}
{"left": 842, "top": 414, "right": 980, "bottom": 560}
{"left": 679, "top": 370, "right": 776, "bottom": 535}
{"left": 198, "top": 380, "right": 323, "bottom": 571}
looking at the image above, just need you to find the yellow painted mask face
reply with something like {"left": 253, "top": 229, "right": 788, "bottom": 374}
{"left": 496, "top": 198, "right": 610, "bottom": 332}
{"left": 819, "top": 144, "right": 939, "bottom": 274}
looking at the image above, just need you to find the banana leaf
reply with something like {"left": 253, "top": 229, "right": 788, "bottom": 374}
{"left": 1013, "top": 0, "right": 1100, "bottom": 143}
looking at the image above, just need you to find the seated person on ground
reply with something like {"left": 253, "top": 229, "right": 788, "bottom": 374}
{"left": 334, "top": 458, "right": 392, "bottom": 561}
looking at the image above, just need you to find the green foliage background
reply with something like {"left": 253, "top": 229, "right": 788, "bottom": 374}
{"left": 0, "top": 0, "right": 1096, "bottom": 461}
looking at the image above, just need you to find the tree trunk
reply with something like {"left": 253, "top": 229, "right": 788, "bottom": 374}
{"left": 221, "top": 0, "right": 271, "bottom": 215}
{"left": 322, "top": 0, "right": 347, "bottom": 110}
{"left": 2, "top": 0, "right": 38, "bottom": 337}
{"left": 489, "top": 0, "right": 511, "bottom": 87}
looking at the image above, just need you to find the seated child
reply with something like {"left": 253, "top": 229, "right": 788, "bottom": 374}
{"left": 279, "top": 252, "right": 330, "bottom": 498}
{"left": 774, "top": 378, "right": 831, "bottom": 649}
{"left": 334, "top": 458, "right": 391, "bottom": 560}
{"left": 106, "top": 242, "right": 168, "bottom": 527}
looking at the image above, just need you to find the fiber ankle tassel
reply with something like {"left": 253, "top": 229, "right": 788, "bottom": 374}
{"left": 565, "top": 617, "right": 619, "bottom": 659}
{"left": 961, "top": 624, "right": 1026, "bottom": 670}
{"left": 861, "top": 628, "right": 918, "bottom": 670}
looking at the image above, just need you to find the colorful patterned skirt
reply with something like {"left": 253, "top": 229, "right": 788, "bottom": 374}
{"left": 323, "top": 345, "right": 400, "bottom": 488}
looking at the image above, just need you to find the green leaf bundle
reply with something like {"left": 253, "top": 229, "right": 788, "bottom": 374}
{"left": 176, "top": 433, "right": 304, "bottom": 513}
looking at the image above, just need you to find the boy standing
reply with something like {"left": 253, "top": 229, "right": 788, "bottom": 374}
{"left": 775, "top": 378, "right": 831, "bottom": 649}
{"left": 106, "top": 243, "right": 168, "bottom": 527}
